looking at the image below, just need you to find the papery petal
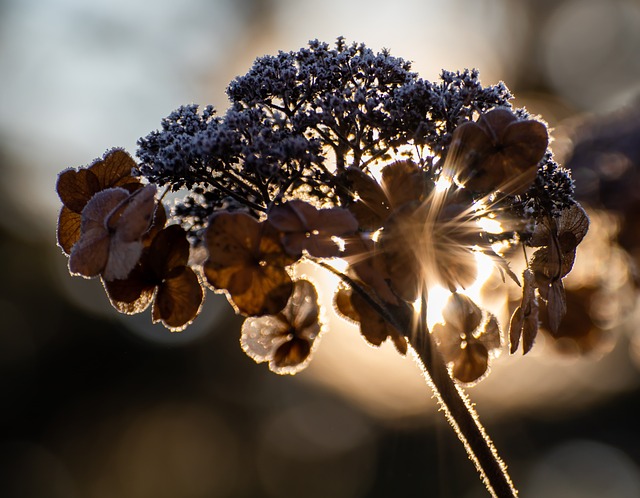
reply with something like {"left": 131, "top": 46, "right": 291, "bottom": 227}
{"left": 452, "top": 342, "right": 489, "bottom": 384}
{"left": 241, "top": 315, "right": 290, "bottom": 363}
{"left": 546, "top": 279, "right": 567, "bottom": 334}
{"left": 152, "top": 267, "right": 203, "bottom": 330}
{"left": 113, "top": 185, "right": 157, "bottom": 242}
{"left": 380, "top": 160, "right": 429, "bottom": 209}
{"left": 68, "top": 228, "right": 110, "bottom": 278}
{"left": 103, "top": 240, "right": 143, "bottom": 281}
{"left": 56, "top": 169, "right": 101, "bottom": 213}
{"left": 272, "top": 338, "right": 312, "bottom": 374}
{"left": 441, "top": 294, "right": 482, "bottom": 335}
{"left": 344, "top": 167, "right": 389, "bottom": 230}
{"left": 57, "top": 206, "right": 82, "bottom": 255}
{"left": 148, "top": 224, "right": 190, "bottom": 276}
{"left": 102, "top": 272, "right": 155, "bottom": 314}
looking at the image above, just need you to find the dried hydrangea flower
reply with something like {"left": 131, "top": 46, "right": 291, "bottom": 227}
{"left": 240, "top": 279, "right": 321, "bottom": 374}
{"left": 203, "top": 212, "right": 295, "bottom": 316}
{"left": 56, "top": 149, "right": 141, "bottom": 254}
{"left": 432, "top": 293, "right": 501, "bottom": 383}
{"left": 268, "top": 200, "right": 358, "bottom": 258}
{"left": 528, "top": 204, "right": 589, "bottom": 332}
{"left": 69, "top": 185, "right": 157, "bottom": 281}
{"left": 448, "top": 108, "right": 548, "bottom": 195}
{"left": 104, "top": 224, "right": 203, "bottom": 331}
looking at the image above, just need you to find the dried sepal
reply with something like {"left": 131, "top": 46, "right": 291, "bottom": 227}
{"left": 56, "top": 149, "right": 142, "bottom": 254}
{"left": 203, "top": 212, "right": 295, "bottom": 316}
{"left": 268, "top": 200, "right": 358, "bottom": 258}
{"left": 344, "top": 160, "right": 429, "bottom": 231}
{"left": 432, "top": 293, "right": 501, "bottom": 384}
{"left": 509, "top": 269, "right": 539, "bottom": 354}
{"left": 69, "top": 185, "right": 157, "bottom": 281}
{"left": 334, "top": 284, "right": 408, "bottom": 355}
{"left": 343, "top": 234, "right": 398, "bottom": 305}
{"left": 528, "top": 204, "right": 589, "bottom": 332}
{"left": 240, "top": 279, "right": 321, "bottom": 374}
{"left": 449, "top": 108, "right": 548, "bottom": 195}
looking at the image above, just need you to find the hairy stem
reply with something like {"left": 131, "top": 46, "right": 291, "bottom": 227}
{"left": 410, "top": 291, "right": 518, "bottom": 498}
{"left": 315, "top": 260, "right": 517, "bottom": 497}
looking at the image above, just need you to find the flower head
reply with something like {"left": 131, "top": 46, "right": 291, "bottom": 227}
{"left": 448, "top": 108, "right": 548, "bottom": 195}
{"left": 69, "top": 185, "right": 157, "bottom": 281}
{"left": 56, "top": 148, "right": 141, "bottom": 254}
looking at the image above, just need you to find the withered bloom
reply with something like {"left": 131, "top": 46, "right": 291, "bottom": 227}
{"left": 344, "top": 160, "right": 431, "bottom": 231}
{"left": 432, "top": 293, "right": 501, "bottom": 383}
{"left": 379, "top": 187, "right": 482, "bottom": 298}
{"left": 103, "top": 224, "right": 204, "bottom": 331}
{"left": 334, "top": 284, "right": 408, "bottom": 355}
{"left": 448, "top": 108, "right": 548, "bottom": 195}
{"left": 56, "top": 149, "right": 141, "bottom": 254}
{"left": 240, "top": 279, "right": 321, "bottom": 374}
{"left": 69, "top": 185, "right": 157, "bottom": 281}
{"left": 268, "top": 200, "right": 358, "bottom": 258}
{"left": 528, "top": 204, "right": 589, "bottom": 333}
{"left": 203, "top": 212, "right": 295, "bottom": 316}
{"left": 509, "top": 269, "right": 539, "bottom": 354}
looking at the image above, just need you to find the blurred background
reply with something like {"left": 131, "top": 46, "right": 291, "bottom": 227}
{"left": 2, "top": 0, "right": 640, "bottom": 496}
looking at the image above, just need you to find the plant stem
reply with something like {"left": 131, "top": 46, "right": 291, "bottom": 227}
{"left": 314, "top": 259, "right": 518, "bottom": 497}
{"left": 410, "top": 291, "right": 518, "bottom": 498}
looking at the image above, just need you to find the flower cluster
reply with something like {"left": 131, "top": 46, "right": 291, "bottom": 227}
{"left": 56, "top": 39, "right": 585, "bottom": 384}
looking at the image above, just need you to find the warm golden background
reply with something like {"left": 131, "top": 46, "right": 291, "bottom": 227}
{"left": 2, "top": 0, "right": 640, "bottom": 496}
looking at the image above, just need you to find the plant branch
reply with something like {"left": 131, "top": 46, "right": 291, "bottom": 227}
{"left": 315, "top": 259, "right": 518, "bottom": 497}
{"left": 410, "top": 290, "right": 518, "bottom": 498}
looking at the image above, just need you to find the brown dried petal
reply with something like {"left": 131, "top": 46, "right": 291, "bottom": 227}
{"left": 546, "top": 279, "right": 567, "bottom": 334}
{"left": 57, "top": 206, "right": 82, "bottom": 255}
{"left": 102, "top": 270, "right": 156, "bottom": 314}
{"left": 269, "top": 201, "right": 357, "bottom": 258}
{"left": 347, "top": 287, "right": 408, "bottom": 355}
{"left": 441, "top": 293, "right": 483, "bottom": 335}
{"left": 152, "top": 266, "right": 203, "bottom": 331}
{"left": 344, "top": 234, "right": 398, "bottom": 305}
{"left": 68, "top": 188, "right": 130, "bottom": 278}
{"left": 56, "top": 149, "right": 140, "bottom": 213}
{"left": 380, "top": 160, "right": 428, "bottom": 209}
{"left": 452, "top": 342, "right": 490, "bottom": 384}
{"left": 451, "top": 109, "right": 548, "bottom": 195}
{"left": 344, "top": 167, "right": 389, "bottom": 230}
{"left": 509, "top": 269, "right": 539, "bottom": 354}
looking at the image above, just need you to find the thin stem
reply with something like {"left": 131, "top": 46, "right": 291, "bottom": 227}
{"left": 315, "top": 259, "right": 518, "bottom": 497}
{"left": 411, "top": 289, "right": 518, "bottom": 498}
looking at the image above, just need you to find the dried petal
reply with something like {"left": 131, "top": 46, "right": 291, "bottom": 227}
{"left": 269, "top": 200, "right": 357, "bottom": 258}
{"left": 509, "top": 269, "right": 539, "bottom": 354}
{"left": 57, "top": 206, "right": 82, "bottom": 255}
{"left": 344, "top": 167, "right": 389, "bottom": 231}
{"left": 152, "top": 266, "right": 203, "bottom": 331}
{"left": 336, "top": 285, "right": 408, "bottom": 355}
